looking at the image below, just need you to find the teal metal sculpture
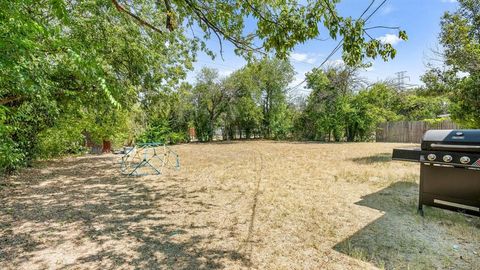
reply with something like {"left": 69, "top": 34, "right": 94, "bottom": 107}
{"left": 120, "top": 142, "right": 180, "bottom": 176}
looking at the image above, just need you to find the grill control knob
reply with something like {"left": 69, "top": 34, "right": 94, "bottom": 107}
{"left": 460, "top": 156, "right": 470, "bottom": 164}
{"left": 427, "top": 154, "right": 436, "bottom": 161}
{"left": 443, "top": 155, "right": 453, "bottom": 163}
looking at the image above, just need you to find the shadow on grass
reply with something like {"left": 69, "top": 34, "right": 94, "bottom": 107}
{"left": 350, "top": 153, "right": 392, "bottom": 164}
{"left": 0, "top": 156, "right": 248, "bottom": 269}
{"left": 333, "top": 181, "right": 479, "bottom": 269}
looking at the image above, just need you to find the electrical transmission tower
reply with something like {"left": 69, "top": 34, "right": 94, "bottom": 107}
{"left": 394, "top": 71, "right": 410, "bottom": 91}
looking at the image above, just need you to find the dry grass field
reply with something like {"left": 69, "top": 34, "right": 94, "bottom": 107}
{"left": 1, "top": 141, "right": 479, "bottom": 270}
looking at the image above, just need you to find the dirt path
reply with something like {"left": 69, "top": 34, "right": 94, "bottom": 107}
{"left": 1, "top": 141, "right": 479, "bottom": 269}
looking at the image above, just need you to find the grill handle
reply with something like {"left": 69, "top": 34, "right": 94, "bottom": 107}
{"left": 430, "top": 143, "right": 480, "bottom": 152}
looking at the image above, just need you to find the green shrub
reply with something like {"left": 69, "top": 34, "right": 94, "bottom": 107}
{"left": 138, "top": 120, "right": 187, "bottom": 144}
{"left": 36, "top": 123, "right": 86, "bottom": 159}
{"left": 0, "top": 128, "right": 25, "bottom": 174}
{"left": 0, "top": 107, "right": 25, "bottom": 173}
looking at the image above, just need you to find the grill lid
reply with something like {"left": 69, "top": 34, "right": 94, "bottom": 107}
{"left": 422, "top": 130, "right": 480, "bottom": 152}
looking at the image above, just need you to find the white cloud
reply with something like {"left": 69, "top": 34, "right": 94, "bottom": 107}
{"left": 441, "top": 0, "right": 457, "bottom": 3}
{"left": 290, "top": 52, "right": 308, "bottom": 62}
{"left": 290, "top": 52, "right": 317, "bottom": 64}
{"left": 378, "top": 34, "right": 402, "bottom": 46}
{"left": 325, "top": 59, "right": 345, "bottom": 67}
{"left": 218, "top": 70, "right": 234, "bottom": 77}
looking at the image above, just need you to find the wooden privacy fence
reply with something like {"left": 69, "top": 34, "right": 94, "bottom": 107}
{"left": 376, "top": 120, "right": 460, "bottom": 143}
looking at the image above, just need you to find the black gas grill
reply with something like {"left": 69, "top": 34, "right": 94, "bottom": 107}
{"left": 392, "top": 130, "right": 480, "bottom": 216}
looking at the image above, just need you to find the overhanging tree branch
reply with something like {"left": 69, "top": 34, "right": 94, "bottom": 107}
{"left": 245, "top": 0, "right": 278, "bottom": 25}
{"left": 163, "top": 0, "right": 175, "bottom": 31}
{"left": 183, "top": 0, "right": 265, "bottom": 56}
{"left": 0, "top": 96, "right": 24, "bottom": 105}
{"left": 111, "top": 0, "right": 165, "bottom": 34}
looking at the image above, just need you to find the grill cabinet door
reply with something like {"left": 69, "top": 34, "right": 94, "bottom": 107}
{"left": 420, "top": 164, "right": 480, "bottom": 215}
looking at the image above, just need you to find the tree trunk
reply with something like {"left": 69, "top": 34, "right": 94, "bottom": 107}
{"left": 209, "top": 112, "right": 214, "bottom": 141}
{"left": 346, "top": 124, "right": 356, "bottom": 142}
{"left": 102, "top": 140, "right": 112, "bottom": 153}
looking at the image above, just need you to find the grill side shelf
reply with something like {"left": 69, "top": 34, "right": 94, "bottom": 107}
{"left": 392, "top": 148, "right": 422, "bottom": 162}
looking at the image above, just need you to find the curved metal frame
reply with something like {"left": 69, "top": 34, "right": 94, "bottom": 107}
{"left": 120, "top": 142, "right": 180, "bottom": 176}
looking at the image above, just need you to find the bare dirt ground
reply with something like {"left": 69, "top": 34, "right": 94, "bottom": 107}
{"left": 1, "top": 141, "right": 479, "bottom": 270}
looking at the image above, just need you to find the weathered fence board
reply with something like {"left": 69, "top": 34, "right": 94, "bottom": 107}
{"left": 376, "top": 120, "right": 460, "bottom": 143}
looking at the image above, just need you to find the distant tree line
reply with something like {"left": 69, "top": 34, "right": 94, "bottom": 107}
{"left": 158, "top": 61, "right": 448, "bottom": 144}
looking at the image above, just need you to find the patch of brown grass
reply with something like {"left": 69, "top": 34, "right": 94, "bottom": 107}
{"left": 0, "top": 141, "right": 479, "bottom": 269}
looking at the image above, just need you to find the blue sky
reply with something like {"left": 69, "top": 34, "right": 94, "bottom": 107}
{"left": 187, "top": 0, "right": 459, "bottom": 95}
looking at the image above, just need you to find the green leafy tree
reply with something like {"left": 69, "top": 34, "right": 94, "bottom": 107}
{"left": 347, "top": 83, "right": 401, "bottom": 141}
{"left": 438, "top": 0, "right": 480, "bottom": 127}
{"left": 397, "top": 93, "right": 448, "bottom": 121}
{"left": 0, "top": 0, "right": 194, "bottom": 172}
{"left": 449, "top": 75, "right": 480, "bottom": 128}
{"left": 301, "top": 66, "right": 364, "bottom": 141}
{"left": 252, "top": 59, "right": 295, "bottom": 138}
{"left": 140, "top": 82, "right": 194, "bottom": 143}
{"left": 192, "top": 68, "right": 236, "bottom": 141}
{"left": 440, "top": 0, "right": 480, "bottom": 74}
{"left": 221, "top": 68, "right": 263, "bottom": 140}
{"left": 420, "top": 68, "right": 458, "bottom": 97}
{"left": 192, "top": 59, "right": 294, "bottom": 141}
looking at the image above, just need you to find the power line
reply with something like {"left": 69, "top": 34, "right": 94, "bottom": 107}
{"left": 364, "top": 0, "right": 388, "bottom": 22}
{"left": 287, "top": 39, "right": 344, "bottom": 92}
{"left": 288, "top": 0, "right": 390, "bottom": 94}
{"left": 360, "top": 0, "right": 376, "bottom": 19}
